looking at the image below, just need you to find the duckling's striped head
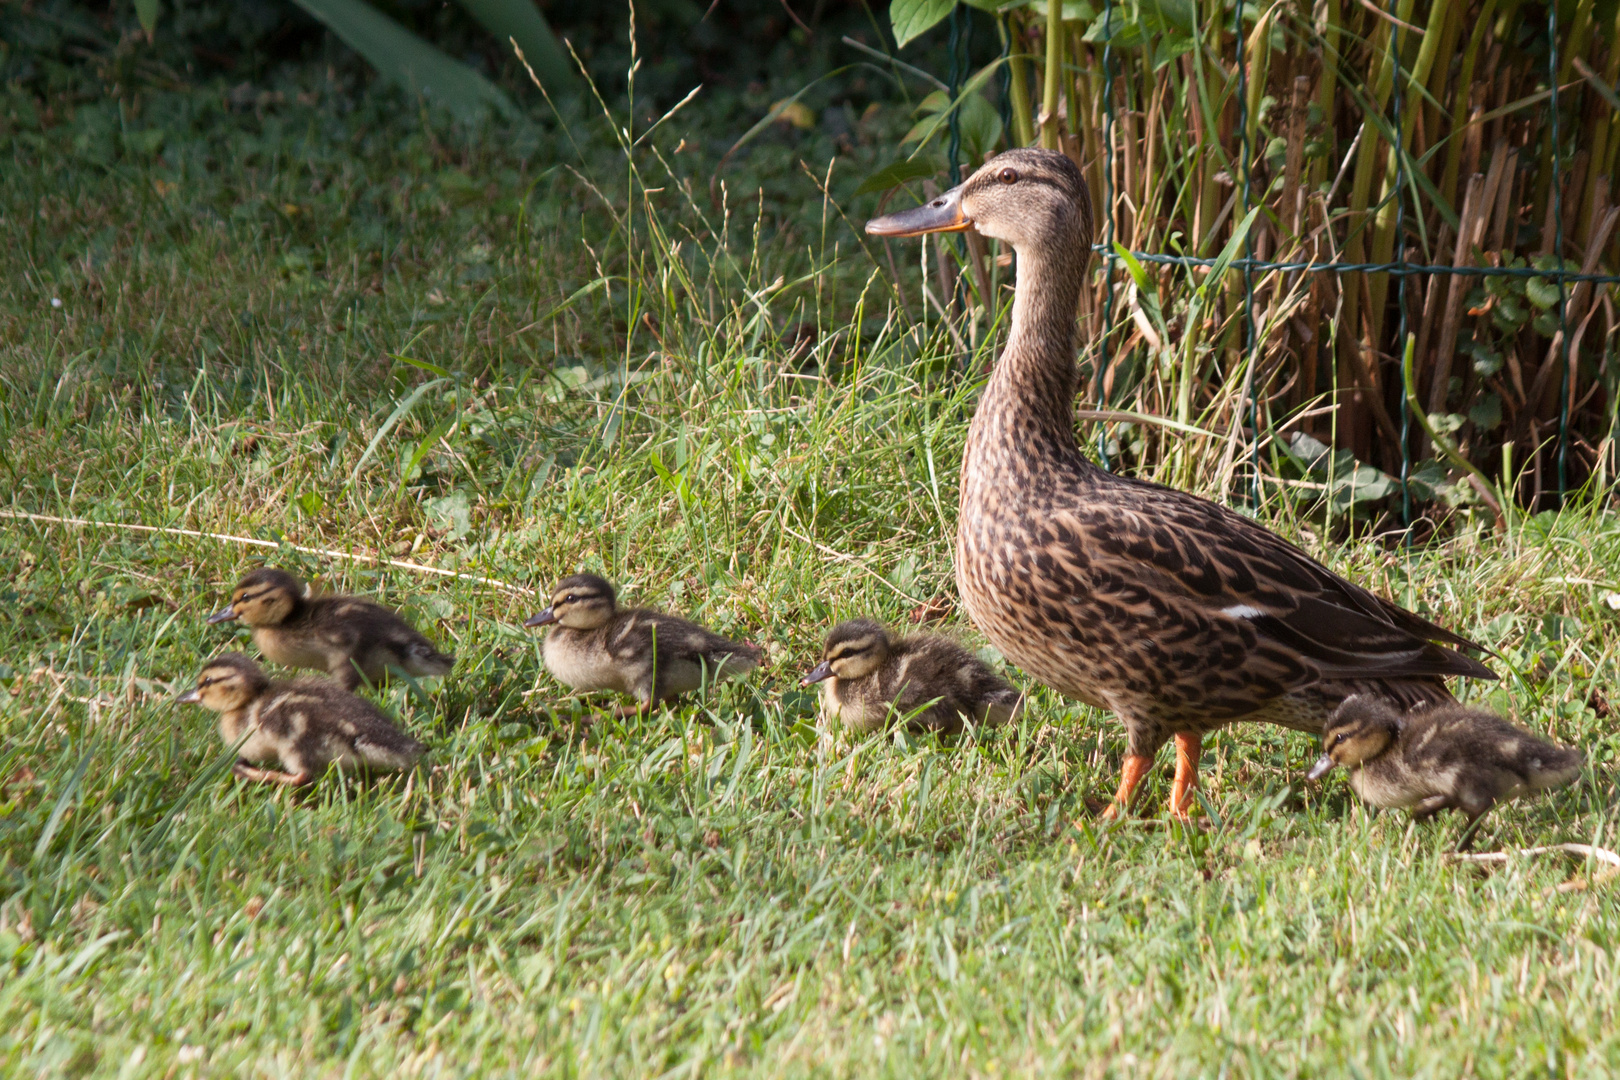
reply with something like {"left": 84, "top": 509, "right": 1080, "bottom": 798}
{"left": 526, "top": 573, "right": 618, "bottom": 631}
{"left": 178, "top": 652, "right": 269, "bottom": 712}
{"left": 1307, "top": 695, "right": 1401, "bottom": 780}
{"left": 865, "top": 148, "right": 1093, "bottom": 263}
{"left": 209, "top": 567, "right": 304, "bottom": 627}
{"left": 802, "top": 619, "right": 893, "bottom": 685}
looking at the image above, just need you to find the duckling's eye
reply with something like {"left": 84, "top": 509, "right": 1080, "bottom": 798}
{"left": 998, "top": 167, "right": 1019, "bottom": 185}
{"left": 564, "top": 594, "right": 577, "bottom": 603}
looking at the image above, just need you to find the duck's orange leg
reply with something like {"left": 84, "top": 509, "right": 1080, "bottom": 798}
{"left": 1169, "top": 733, "right": 1203, "bottom": 820}
{"left": 1102, "top": 753, "right": 1156, "bottom": 819}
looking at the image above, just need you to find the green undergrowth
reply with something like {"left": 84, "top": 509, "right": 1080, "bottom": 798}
{"left": 3, "top": 74, "right": 1620, "bottom": 1079}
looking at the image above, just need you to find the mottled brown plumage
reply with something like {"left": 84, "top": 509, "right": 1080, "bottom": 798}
{"left": 1307, "top": 696, "right": 1582, "bottom": 848}
{"left": 178, "top": 653, "right": 425, "bottom": 786}
{"left": 866, "top": 147, "right": 1496, "bottom": 817}
{"left": 801, "top": 619, "right": 1023, "bottom": 734}
{"left": 525, "top": 573, "right": 759, "bottom": 715}
{"left": 207, "top": 568, "right": 454, "bottom": 691}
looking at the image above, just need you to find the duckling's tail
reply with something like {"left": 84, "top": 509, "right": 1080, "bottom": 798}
{"left": 355, "top": 732, "right": 427, "bottom": 772}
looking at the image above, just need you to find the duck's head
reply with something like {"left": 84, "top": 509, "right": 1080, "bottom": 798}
{"left": 208, "top": 567, "right": 304, "bottom": 627}
{"left": 526, "top": 573, "right": 617, "bottom": 630}
{"left": 177, "top": 653, "right": 270, "bottom": 712}
{"left": 864, "top": 147, "right": 1093, "bottom": 259}
{"left": 1307, "top": 696, "right": 1401, "bottom": 780}
{"left": 801, "top": 619, "right": 893, "bottom": 685}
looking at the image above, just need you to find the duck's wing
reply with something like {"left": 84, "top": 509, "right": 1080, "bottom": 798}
{"left": 1056, "top": 478, "right": 1495, "bottom": 687}
{"left": 633, "top": 611, "right": 759, "bottom": 666}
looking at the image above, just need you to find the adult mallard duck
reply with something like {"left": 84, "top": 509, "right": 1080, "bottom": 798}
{"left": 866, "top": 147, "right": 1496, "bottom": 818}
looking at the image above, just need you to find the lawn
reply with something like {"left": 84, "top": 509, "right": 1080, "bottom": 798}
{"left": 3, "top": 68, "right": 1620, "bottom": 1079}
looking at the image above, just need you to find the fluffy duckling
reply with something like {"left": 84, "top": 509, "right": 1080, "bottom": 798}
{"left": 1307, "top": 696, "right": 1583, "bottom": 847}
{"left": 207, "top": 567, "right": 454, "bottom": 691}
{"left": 524, "top": 573, "right": 760, "bottom": 715}
{"left": 178, "top": 653, "right": 425, "bottom": 786}
{"left": 800, "top": 619, "right": 1023, "bottom": 734}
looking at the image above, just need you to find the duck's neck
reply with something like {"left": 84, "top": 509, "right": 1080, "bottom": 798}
{"left": 978, "top": 243, "right": 1088, "bottom": 453}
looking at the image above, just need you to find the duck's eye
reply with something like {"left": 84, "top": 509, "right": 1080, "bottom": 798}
{"left": 564, "top": 594, "right": 576, "bottom": 603}
{"left": 998, "top": 167, "right": 1019, "bottom": 185}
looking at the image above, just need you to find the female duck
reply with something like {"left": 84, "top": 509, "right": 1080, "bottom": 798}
{"left": 179, "top": 653, "right": 425, "bottom": 786}
{"left": 525, "top": 573, "right": 759, "bottom": 715}
{"left": 867, "top": 148, "right": 1494, "bottom": 818}
{"left": 1308, "top": 696, "right": 1582, "bottom": 848}
{"left": 207, "top": 567, "right": 454, "bottom": 691}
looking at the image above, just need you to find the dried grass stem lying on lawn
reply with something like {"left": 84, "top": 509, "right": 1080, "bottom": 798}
{"left": 0, "top": 510, "right": 534, "bottom": 596}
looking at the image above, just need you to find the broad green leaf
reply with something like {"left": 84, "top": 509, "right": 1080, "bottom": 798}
{"left": 134, "top": 0, "right": 160, "bottom": 36}
{"left": 454, "top": 0, "right": 575, "bottom": 92}
{"left": 290, "top": 0, "right": 517, "bottom": 125}
{"left": 855, "top": 157, "right": 941, "bottom": 195}
{"left": 1113, "top": 243, "right": 1165, "bottom": 337}
{"left": 891, "top": 0, "right": 956, "bottom": 48}
{"left": 1028, "top": 0, "right": 1098, "bottom": 18}
{"left": 1199, "top": 205, "right": 1260, "bottom": 298}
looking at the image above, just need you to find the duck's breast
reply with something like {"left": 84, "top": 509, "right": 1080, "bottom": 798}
{"left": 543, "top": 632, "right": 630, "bottom": 693}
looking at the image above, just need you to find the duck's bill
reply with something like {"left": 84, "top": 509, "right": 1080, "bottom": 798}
{"left": 865, "top": 186, "right": 968, "bottom": 237}
{"left": 1306, "top": 754, "right": 1337, "bottom": 781}
{"left": 523, "top": 608, "right": 558, "bottom": 628}
{"left": 205, "top": 607, "right": 238, "bottom": 624}
{"left": 799, "top": 661, "right": 833, "bottom": 687}
{"left": 177, "top": 688, "right": 201, "bottom": 704}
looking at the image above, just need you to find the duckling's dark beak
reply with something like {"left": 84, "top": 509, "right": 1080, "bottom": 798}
{"left": 206, "top": 606, "right": 238, "bottom": 625}
{"left": 524, "top": 608, "right": 558, "bottom": 628}
{"left": 1306, "top": 754, "right": 1337, "bottom": 781}
{"left": 865, "top": 184, "right": 968, "bottom": 237}
{"left": 800, "top": 660, "right": 833, "bottom": 687}
{"left": 177, "top": 688, "right": 201, "bottom": 704}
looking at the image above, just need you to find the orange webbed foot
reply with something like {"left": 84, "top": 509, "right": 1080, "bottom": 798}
{"left": 1168, "top": 732, "right": 1203, "bottom": 821}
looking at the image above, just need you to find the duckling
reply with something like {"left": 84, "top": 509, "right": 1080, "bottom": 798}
{"left": 800, "top": 619, "right": 1022, "bottom": 734}
{"left": 524, "top": 573, "right": 760, "bottom": 715}
{"left": 207, "top": 567, "right": 454, "bottom": 691}
{"left": 1307, "top": 696, "right": 1582, "bottom": 848}
{"left": 177, "top": 653, "right": 425, "bottom": 786}
{"left": 866, "top": 147, "right": 1496, "bottom": 819}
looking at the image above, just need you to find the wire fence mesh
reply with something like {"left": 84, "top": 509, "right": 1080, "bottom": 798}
{"left": 947, "top": 0, "right": 1620, "bottom": 521}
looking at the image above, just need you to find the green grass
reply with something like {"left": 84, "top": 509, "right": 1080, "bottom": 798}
{"left": 3, "top": 78, "right": 1620, "bottom": 1078}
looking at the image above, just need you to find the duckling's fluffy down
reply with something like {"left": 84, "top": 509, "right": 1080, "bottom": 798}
{"left": 822, "top": 632, "right": 1022, "bottom": 734}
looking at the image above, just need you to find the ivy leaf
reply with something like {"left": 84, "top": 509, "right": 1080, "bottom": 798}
{"left": 1524, "top": 276, "right": 1562, "bottom": 310}
{"left": 890, "top": 0, "right": 956, "bottom": 48}
{"left": 1469, "top": 393, "right": 1503, "bottom": 431}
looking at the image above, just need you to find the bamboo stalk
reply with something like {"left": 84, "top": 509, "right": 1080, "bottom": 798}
{"left": 1426, "top": 173, "right": 1487, "bottom": 428}
{"left": 1440, "top": 0, "right": 1500, "bottom": 215}
{"left": 1364, "top": 0, "right": 1444, "bottom": 356}
{"left": 1039, "top": 0, "right": 1065, "bottom": 149}
{"left": 1006, "top": 13, "right": 1036, "bottom": 147}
